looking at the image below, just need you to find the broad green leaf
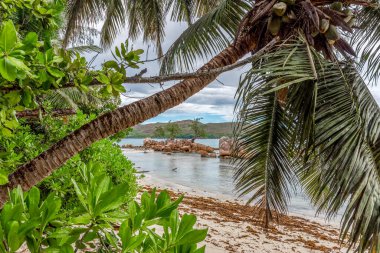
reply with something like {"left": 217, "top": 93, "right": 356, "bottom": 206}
{"left": 1, "top": 128, "right": 12, "bottom": 137}
{"left": 124, "top": 234, "right": 145, "bottom": 251}
{"left": 0, "top": 171, "right": 8, "bottom": 185}
{"left": 47, "top": 67, "right": 65, "bottom": 78}
{"left": 4, "top": 91, "right": 21, "bottom": 106}
{"left": 94, "top": 183, "right": 129, "bottom": 215}
{"left": 0, "top": 58, "right": 17, "bottom": 81}
{"left": 22, "top": 32, "right": 38, "bottom": 50}
{"left": 177, "top": 229, "right": 208, "bottom": 245}
{"left": 119, "top": 220, "right": 132, "bottom": 246}
{"left": 21, "top": 90, "right": 33, "bottom": 107}
{"left": 8, "top": 221, "right": 22, "bottom": 252}
{"left": 177, "top": 214, "right": 197, "bottom": 239}
{"left": 104, "top": 60, "right": 120, "bottom": 70}
{"left": 82, "top": 231, "right": 97, "bottom": 243}
{"left": 0, "top": 21, "right": 17, "bottom": 52}
{"left": 27, "top": 187, "right": 40, "bottom": 217}
{"left": 7, "top": 56, "right": 29, "bottom": 71}
{"left": 134, "top": 49, "right": 144, "bottom": 55}
{"left": 97, "top": 73, "right": 110, "bottom": 84}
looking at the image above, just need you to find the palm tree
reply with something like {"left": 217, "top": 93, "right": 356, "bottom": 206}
{"left": 2, "top": 0, "right": 380, "bottom": 252}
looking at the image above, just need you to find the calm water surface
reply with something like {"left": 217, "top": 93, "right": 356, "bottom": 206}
{"left": 120, "top": 138, "right": 343, "bottom": 222}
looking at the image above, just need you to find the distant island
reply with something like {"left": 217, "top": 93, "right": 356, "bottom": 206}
{"left": 127, "top": 120, "right": 235, "bottom": 139}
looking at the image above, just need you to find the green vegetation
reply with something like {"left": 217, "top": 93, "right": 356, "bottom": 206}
{"left": 165, "top": 121, "right": 182, "bottom": 139}
{"left": 0, "top": 163, "right": 207, "bottom": 252}
{"left": 129, "top": 120, "right": 234, "bottom": 139}
{"left": 153, "top": 126, "right": 166, "bottom": 138}
{"left": 0, "top": 1, "right": 208, "bottom": 251}
{"left": 190, "top": 118, "right": 206, "bottom": 140}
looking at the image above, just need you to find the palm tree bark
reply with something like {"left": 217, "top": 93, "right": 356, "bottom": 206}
{"left": 0, "top": 29, "right": 264, "bottom": 206}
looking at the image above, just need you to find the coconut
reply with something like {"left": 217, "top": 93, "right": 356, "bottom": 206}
{"left": 331, "top": 2, "right": 343, "bottom": 11}
{"left": 268, "top": 16, "right": 282, "bottom": 36}
{"left": 325, "top": 25, "right": 339, "bottom": 44}
{"left": 343, "top": 9, "right": 353, "bottom": 22}
{"left": 320, "top": 19, "right": 330, "bottom": 33}
{"left": 272, "top": 2, "right": 287, "bottom": 16}
{"left": 348, "top": 18, "right": 356, "bottom": 27}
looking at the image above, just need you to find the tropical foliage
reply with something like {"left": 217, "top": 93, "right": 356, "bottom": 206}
{"left": 0, "top": 163, "right": 206, "bottom": 252}
{"left": 0, "top": 0, "right": 144, "bottom": 138}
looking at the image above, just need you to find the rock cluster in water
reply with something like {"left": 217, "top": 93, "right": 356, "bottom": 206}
{"left": 142, "top": 138, "right": 217, "bottom": 158}
{"left": 121, "top": 137, "right": 239, "bottom": 159}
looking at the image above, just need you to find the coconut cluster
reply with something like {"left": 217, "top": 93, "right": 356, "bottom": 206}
{"left": 264, "top": 0, "right": 357, "bottom": 58}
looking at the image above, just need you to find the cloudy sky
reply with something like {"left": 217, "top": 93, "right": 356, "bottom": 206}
{"left": 88, "top": 21, "right": 380, "bottom": 124}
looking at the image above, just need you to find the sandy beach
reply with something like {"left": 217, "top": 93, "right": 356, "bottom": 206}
{"left": 139, "top": 174, "right": 346, "bottom": 253}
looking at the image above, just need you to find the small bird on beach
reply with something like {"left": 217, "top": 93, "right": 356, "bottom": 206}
{"left": 172, "top": 168, "right": 178, "bottom": 172}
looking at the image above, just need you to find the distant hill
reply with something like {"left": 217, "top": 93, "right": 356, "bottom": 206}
{"left": 128, "top": 120, "right": 234, "bottom": 138}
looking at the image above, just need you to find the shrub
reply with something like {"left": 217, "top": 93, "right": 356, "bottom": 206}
{"left": 0, "top": 163, "right": 207, "bottom": 252}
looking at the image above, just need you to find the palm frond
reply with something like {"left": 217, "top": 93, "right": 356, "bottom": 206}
{"left": 169, "top": 0, "right": 221, "bottom": 24}
{"left": 100, "top": 0, "right": 127, "bottom": 48}
{"left": 308, "top": 61, "right": 380, "bottom": 252}
{"left": 63, "top": 0, "right": 104, "bottom": 47}
{"left": 234, "top": 40, "right": 316, "bottom": 225}
{"left": 170, "top": 0, "right": 194, "bottom": 24}
{"left": 234, "top": 90, "right": 296, "bottom": 227}
{"left": 351, "top": 5, "right": 380, "bottom": 83}
{"left": 235, "top": 37, "right": 380, "bottom": 252}
{"left": 44, "top": 88, "right": 104, "bottom": 110}
{"left": 160, "top": 0, "right": 251, "bottom": 74}
{"left": 66, "top": 45, "right": 103, "bottom": 54}
{"left": 125, "top": 0, "right": 167, "bottom": 57}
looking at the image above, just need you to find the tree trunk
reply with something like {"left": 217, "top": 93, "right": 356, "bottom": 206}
{"left": 0, "top": 34, "right": 258, "bottom": 206}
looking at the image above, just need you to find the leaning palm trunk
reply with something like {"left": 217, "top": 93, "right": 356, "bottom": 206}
{"left": 0, "top": 33, "right": 258, "bottom": 205}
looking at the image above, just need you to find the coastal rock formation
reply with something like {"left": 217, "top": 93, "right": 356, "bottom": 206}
{"left": 143, "top": 138, "right": 216, "bottom": 157}
{"left": 219, "top": 137, "right": 234, "bottom": 158}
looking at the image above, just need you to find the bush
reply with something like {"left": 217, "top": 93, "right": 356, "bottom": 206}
{"left": 0, "top": 163, "right": 207, "bottom": 253}
{"left": 39, "top": 139, "right": 137, "bottom": 211}
{"left": 0, "top": 112, "right": 137, "bottom": 212}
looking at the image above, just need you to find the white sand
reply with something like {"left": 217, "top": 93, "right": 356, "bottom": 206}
{"left": 139, "top": 174, "right": 346, "bottom": 253}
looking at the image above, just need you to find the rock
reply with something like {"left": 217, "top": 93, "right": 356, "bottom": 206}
{"left": 219, "top": 136, "right": 234, "bottom": 157}
{"left": 208, "top": 153, "right": 217, "bottom": 158}
{"left": 181, "top": 146, "right": 191, "bottom": 152}
{"left": 142, "top": 138, "right": 216, "bottom": 155}
{"left": 198, "top": 150, "right": 209, "bottom": 157}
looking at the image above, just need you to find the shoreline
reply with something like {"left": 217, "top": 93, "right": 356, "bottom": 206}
{"left": 139, "top": 174, "right": 346, "bottom": 253}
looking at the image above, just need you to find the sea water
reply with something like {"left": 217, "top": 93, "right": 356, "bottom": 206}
{"left": 120, "top": 138, "right": 343, "bottom": 223}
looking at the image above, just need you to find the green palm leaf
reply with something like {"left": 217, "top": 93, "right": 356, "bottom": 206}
{"left": 160, "top": 0, "right": 251, "bottom": 74}
{"left": 100, "top": 0, "right": 127, "bottom": 48}
{"left": 235, "top": 37, "right": 380, "bottom": 252}
{"left": 125, "top": 0, "right": 167, "bottom": 57}
{"left": 63, "top": 0, "right": 104, "bottom": 47}
{"left": 234, "top": 90, "right": 296, "bottom": 227}
{"left": 234, "top": 40, "right": 315, "bottom": 225}
{"left": 351, "top": 5, "right": 380, "bottom": 83}
{"left": 307, "top": 61, "right": 380, "bottom": 252}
